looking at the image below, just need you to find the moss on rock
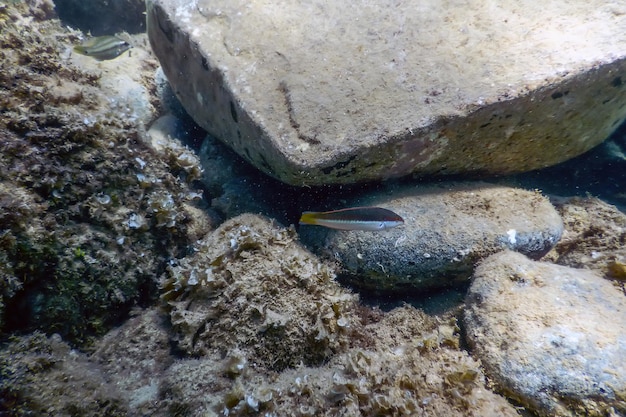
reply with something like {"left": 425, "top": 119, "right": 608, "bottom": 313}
{"left": 161, "top": 306, "right": 518, "bottom": 416}
{"left": 0, "top": 2, "right": 209, "bottom": 346}
{"left": 0, "top": 332, "right": 128, "bottom": 416}
{"left": 162, "top": 213, "right": 361, "bottom": 371}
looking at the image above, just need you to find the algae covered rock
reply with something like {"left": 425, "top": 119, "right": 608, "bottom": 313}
{"left": 162, "top": 214, "right": 360, "bottom": 370}
{"left": 91, "top": 308, "right": 173, "bottom": 415}
{"left": 0, "top": 3, "right": 209, "bottom": 345}
{"left": 544, "top": 196, "right": 626, "bottom": 281}
{"left": 300, "top": 183, "right": 563, "bottom": 293}
{"left": 162, "top": 306, "right": 519, "bottom": 416}
{"left": 0, "top": 332, "right": 128, "bottom": 416}
{"left": 465, "top": 251, "right": 626, "bottom": 416}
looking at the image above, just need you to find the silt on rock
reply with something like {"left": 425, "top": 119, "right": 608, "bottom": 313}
{"left": 1, "top": 1, "right": 626, "bottom": 417}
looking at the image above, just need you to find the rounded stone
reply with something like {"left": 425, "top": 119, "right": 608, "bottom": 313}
{"left": 464, "top": 250, "right": 626, "bottom": 416}
{"left": 300, "top": 183, "right": 563, "bottom": 293}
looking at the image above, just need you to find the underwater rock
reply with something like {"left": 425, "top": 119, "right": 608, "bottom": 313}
{"left": 465, "top": 250, "right": 626, "bottom": 416}
{"left": 161, "top": 213, "right": 361, "bottom": 371}
{"left": 0, "top": 2, "right": 209, "bottom": 345}
{"left": 198, "top": 134, "right": 270, "bottom": 217}
{"left": 198, "top": 133, "right": 301, "bottom": 222}
{"left": 25, "top": 0, "right": 56, "bottom": 21}
{"left": 68, "top": 32, "right": 158, "bottom": 125}
{"left": 147, "top": 0, "right": 626, "bottom": 186}
{"left": 543, "top": 196, "right": 626, "bottom": 282}
{"left": 147, "top": 114, "right": 204, "bottom": 182}
{"left": 0, "top": 310, "right": 173, "bottom": 416}
{"left": 162, "top": 306, "right": 519, "bottom": 416}
{"left": 0, "top": 332, "right": 128, "bottom": 416}
{"left": 300, "top": 183, "right": 563, "bottom": 293}
{"left": 91, "top": 308, "right": 173, "bottom": 415}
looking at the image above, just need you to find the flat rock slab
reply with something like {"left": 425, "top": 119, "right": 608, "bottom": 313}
{"left": 465, "top": 251, "right": 626, "bottom": 416}
{"left": 147, "top": 0, "right": 626, "bottom": 186}
{"left": 299, "top": 183, "right": 563, "bottom": 292}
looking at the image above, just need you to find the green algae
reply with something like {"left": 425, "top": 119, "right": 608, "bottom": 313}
{"left": 0, "top": 2, "right": 207, "bottom": 346}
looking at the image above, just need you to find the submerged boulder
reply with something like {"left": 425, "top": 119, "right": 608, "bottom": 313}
{"left": 300, "top": 183, "right": 563, "bottom": 293}
{"left": 147, "top": 0, "right": 626, "bottom": 186}
{"left": 465, "top": 251, "right": 626, "bottom": 416}
{"left": 161, "top": 214, "right": 361, "bottom": 370}
{"left": 0, "top": 3, "right": 210, "bottom": 345}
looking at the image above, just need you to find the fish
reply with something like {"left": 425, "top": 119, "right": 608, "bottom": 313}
{"left": 299, "top": 207, "right": 404, "bottom": 231}
{"left": 73, "top": 35, "right": 131, "bottom": 61}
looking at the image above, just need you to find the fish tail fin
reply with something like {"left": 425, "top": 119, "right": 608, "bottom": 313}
{"left": 299, "top": 211, "right": 319, "bottom": 225}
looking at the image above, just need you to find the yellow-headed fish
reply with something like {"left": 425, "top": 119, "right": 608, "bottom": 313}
{"left": 73, "top": 35, "right": 131, "bottom": 61}
{"left": 299, "top": 207, "right": 404, "bottom": 231}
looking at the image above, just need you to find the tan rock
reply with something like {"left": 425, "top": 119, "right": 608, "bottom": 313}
{"left": 544, "top": 196, "right": 626, "bottom": 282}
{"left": 465, "top": 251, "right": 626, "bottom": 416}
{"left": 147, "top": 0, "right": 626, "bottom": 185}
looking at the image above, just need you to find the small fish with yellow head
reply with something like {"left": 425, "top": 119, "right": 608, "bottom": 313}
{"left": 299, "top": 207, "right": 404, "bottom": 231}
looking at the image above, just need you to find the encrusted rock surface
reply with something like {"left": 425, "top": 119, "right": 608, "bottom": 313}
{"left": 300, "top": 183, "right": 563, "bottom": 292}
{"left": 544, "top": 196, "right": 626, "bottom": 281}
{"left": 91, "top": 308, "right": 173, "bottom": 415}
{"left": 162, "top": 213, "right": 360, "bottom": 370}
{"left": 0, "top": 307, "right": 520, "bottom": 417}
{"left": 0, "top": 3, "right": 210, "bottom": 345}
{"left": 147, "top": 0, "right": 626, "bottom": 186}
{"left": 465, "top": 251, "right": 626, "bottom": 416}
{"left": 0, "top": 332, "right": 129, "bottom": 416}
{"left": 162, "top": 307, "right": 519, "bottom": 416}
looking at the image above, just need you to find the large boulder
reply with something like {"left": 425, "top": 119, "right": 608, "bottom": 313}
{"left": 147, "top": 0, "right": 626, "bottom": 186}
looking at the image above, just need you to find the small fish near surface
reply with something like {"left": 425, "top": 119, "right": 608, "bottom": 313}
{"left": 299, "top": 207, "right": 404, "bottom": 231}
{"left": 73, "top": 35, "right": 131, "bottom": 61}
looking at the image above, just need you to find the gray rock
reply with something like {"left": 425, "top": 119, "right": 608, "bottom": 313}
{"left": 198, "top": 134, "right": 300, "bottom": 222}
{"left": 299, "top": 183, "right": 563, "bottom": 292}
{"left": 146, "top": 0, "right": 626, "bottom": 186}
{"left": 464, "top": 251, "right": 626, "bottom": 416}
{"left": 543, "top": 196, "right": 626, "bottom": 279}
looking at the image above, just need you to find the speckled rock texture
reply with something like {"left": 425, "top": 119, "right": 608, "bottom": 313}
{"left": 544, "top": 196, "right": 626, "bottom": 282}
{"left": 300, "top": 183, "right": 563, "bottom": 293}
{"left": 161, "top": 213, "right": 361, "bottom": 370}
{"left": 465, "top": 251, "right": 626, "bottom": 417}
{"left": 0, "top": 3, "right": 210, "bottom": 345}
{"left": 146, "top": 0, "right": 626, "bottom": 186}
